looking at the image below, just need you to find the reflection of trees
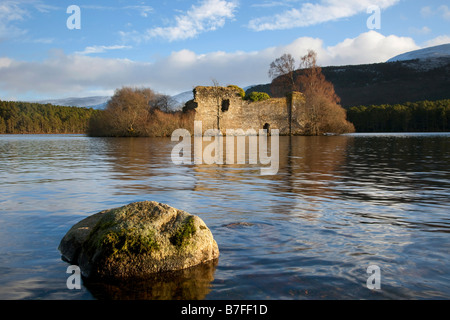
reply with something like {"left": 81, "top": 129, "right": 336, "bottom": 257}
{"left": 189, "top": 136, "right": 351, "bottom": 222}
{"left": 99, "top": 137, "right": 196, "bottom": 193}
{"left": 99, "top": 135, "right": 351, "bottom": 221}
{"left": 101, "top": 137, "right": 170, "bottom": 174}
{"left": 191, "top": 136, "right": 350, "bottom": 198}
{"left": 100, "top": 135, "right": 350, "bottom": 197}
{"left": 85, "top": 258, "right": 218, "bottom": 300}
{"left": 279, "top": 136, "right": 351, "bottom": 196}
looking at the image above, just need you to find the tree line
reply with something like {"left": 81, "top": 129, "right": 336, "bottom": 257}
{"left": 347, "top": 100, "right": 450, "bottom": 132}
{"left": 0, "top": 100, "right": 99, "bottom": 134}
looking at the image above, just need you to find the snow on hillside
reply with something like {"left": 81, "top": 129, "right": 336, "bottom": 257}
{"left": 36, "top": 96, "right": 111, "bottom": 109}
{"left": 387, "top": 43, "right": 450, "bottom": 62}
{"left": 171, "top": 90, "right": 194, "bottom": 105}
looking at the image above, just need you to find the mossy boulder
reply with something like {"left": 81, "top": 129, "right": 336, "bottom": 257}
{"left": 58, "top": 201, "right": 219, "bottom": 279}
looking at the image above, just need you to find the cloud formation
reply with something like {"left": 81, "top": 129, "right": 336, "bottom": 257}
{"left": 248, "top": 0, "right": 399, "bottom": 31}
{"left": 0, "top": 1, "right": 28, "bottom": 41}
{"left": 420, "top": 5, "right": 450, "bottom": 20}
{"left": 424, "top": 35, "right": 450, "bottom": 48}
{"left": 439, "top": 5, "right": 450, "bottom": 20}
{"left": 122, "top": 0, "right": 238, "bottom": 42}
{"left": 124, "top": 5, "right": 153, "bottom": 17}
{"left": 76, "top": 45, "right": 132, "bottom": 55}
{"left": 0, "top": 31, "right": 421, "bottom": 100}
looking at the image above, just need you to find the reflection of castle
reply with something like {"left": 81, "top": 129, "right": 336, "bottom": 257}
{"left": 184, "top": 86, "right": 305, "bottom": 135}
{"left": 191, "top": 136, "right": 350, "bottom": 194}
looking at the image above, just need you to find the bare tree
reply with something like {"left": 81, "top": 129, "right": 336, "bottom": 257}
{"left": 268, "top": 53, "right": 296, "bottom": 96}
{"left": 294, "top": 50, "right": 354, "bottom": 135}
{"left": 211, "top": 78, "right": 222, "bottom": 130}
{"left": 151, "top": 94, "right": 176, "bottom": 112}
{"left": 296, "top": 50, "right": 340, "bottom": 104}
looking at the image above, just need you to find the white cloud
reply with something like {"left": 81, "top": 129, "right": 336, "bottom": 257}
{"left": 439, "top": 5, "right": 450, "bottom": 20}
{"left": 81, "top": 4, "right": 153, "bottom": 17}
{"left": 124, "top": 5, "right": 153, "bottom": 17}
{"left": 0, "top": 1, "right": 27, "bottom": 21}
{"left": 76, "top": 45, "right": 132, "bottom": 55}
{"left": 0, "top": 1, "right": 28, "bottom": 40}
{"left": 409, "top": 26, "right": 431, "bottom": 36}
{"left": 0, "top": 57, "right": 13, "bottom": 68}
{"left": 28, "top": 37, "right": 54, "bottom": 44}
{"left": 0, "top": 0, "right": 60, "bottom": 42}
{"left": 420, "top": 5, "right": 450, "bottom": 20}
{"left": 0, "top": 50, "right": 146, "bottom": 99}
{"left": 34, "top": 3, "right": 60, "bottom": 13}
{"left": 0, "top": 31, "right": 422, "bottom": 99}
{"left": 324, "top": 31, "right": 419, "bottom": 65}
{"left": 250, "top": 0, "right": 302, "bottom": 8}
{"left": 124, "top": 0, "right": 238, "bottom": 42}
{"left": 423, "top": 35, "right": 450, "bottom": 47}
{"left": 248, "top": 0, "right": 400, "bottom": 31}
{"left": 420, "top": 6, "right": 433, "bottom": 18}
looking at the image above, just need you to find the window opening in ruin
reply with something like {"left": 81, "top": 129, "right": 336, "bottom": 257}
{"left": 221, "top": 99, "right": 230, "bottom": 112}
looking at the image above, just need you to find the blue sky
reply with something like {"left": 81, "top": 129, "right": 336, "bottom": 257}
{"left": 0, "top": 0, "right": 449, "bottom": 101}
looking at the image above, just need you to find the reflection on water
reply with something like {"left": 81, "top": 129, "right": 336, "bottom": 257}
{"left": 0, "top": 133, "right": 449, "bottom": 299}
{"left": 85, "top": 259, "right": 218, "bottom": 300}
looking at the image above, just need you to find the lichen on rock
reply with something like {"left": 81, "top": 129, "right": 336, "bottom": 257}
{"left": 170, "top": 215, "right": 196, "bottom": 249}
{"left": 58, "top": 201, "right": 219, "bottom": 279}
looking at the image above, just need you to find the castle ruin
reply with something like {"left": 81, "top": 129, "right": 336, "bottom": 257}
{"left": 184, "top": 86, "right": 306, "bottom": 135}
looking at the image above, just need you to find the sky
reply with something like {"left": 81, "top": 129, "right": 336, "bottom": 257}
{"left": 0, "top": 0, "right": 449, "bottom": 101}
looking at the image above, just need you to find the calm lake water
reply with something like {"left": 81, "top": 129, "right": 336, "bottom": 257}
{"left": 0, "top": 133, "right": 449, "bottom": 300}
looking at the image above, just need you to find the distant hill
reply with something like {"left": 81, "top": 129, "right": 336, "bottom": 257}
{"left": 171, "top": 90, "right": 194, "bottom": 108}
{"left": 247, "top": 44, "right": 450, "bottom": 108}
{"left": 37, "top": 92, "right": 191, "bottom": 111}
{"left": 36, "top": 96, "right": 110, "bottom": 109}
{"left": 387, "top": 43, "right": 450, "bottom": 62}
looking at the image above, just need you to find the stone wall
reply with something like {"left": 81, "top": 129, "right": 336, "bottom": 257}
{"left": 191, "top": 86, "right": 305, "bottom": 135}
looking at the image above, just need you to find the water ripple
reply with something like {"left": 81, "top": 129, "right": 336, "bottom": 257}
{"left": 0, "top": 133, "right": 449, "bottom": 299}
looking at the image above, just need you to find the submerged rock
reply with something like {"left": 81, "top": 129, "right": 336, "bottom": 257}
{"left": 86, "top": 259, "right": 218, "bottom": 300}
{"left": 58, "top": 201, "right": 219, "bottom": 279}
{"left": 222, "top": 222, "right": 255, "bottom": 228}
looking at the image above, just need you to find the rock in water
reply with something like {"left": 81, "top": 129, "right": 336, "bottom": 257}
{"left": 58, "top": 201, "right": 219, "bottom": 279}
